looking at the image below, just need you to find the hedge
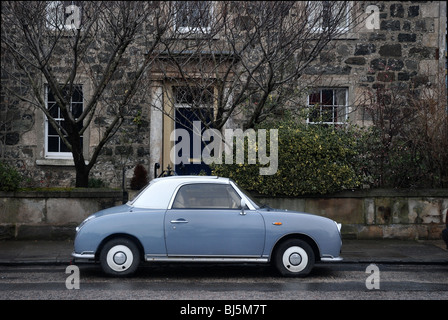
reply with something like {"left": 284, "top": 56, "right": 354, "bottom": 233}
{"left": 211, "top": 119, "right": 363, "bottom": 196}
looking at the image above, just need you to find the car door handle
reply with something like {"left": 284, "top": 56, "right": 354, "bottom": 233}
{"left": 170, "top": 219, "right": 188, "bottom": 224}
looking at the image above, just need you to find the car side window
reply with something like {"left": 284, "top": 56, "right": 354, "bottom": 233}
{"left": 172, "top": 183, "right": 241, "bottom": 209}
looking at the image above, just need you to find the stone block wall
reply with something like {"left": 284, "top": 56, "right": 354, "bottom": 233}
{"left": 303, "top": 1, "right": 446, "bottom": 124}
{"left": 1, "top": 1, "right": 446, "bottom": 189}
{"left": 256, "top": 189, "right": 448, "bottom": 240}
{"left": 0, "top": 190, "right": 124, "bottom": 240}
{"left": 359, "top": 1, "right": 444, "bottom": 88}
{"left": 1, "top": 188, "right": 446, "bottom": 240}
{"left": 0, "top": 91, "right": 151, "bottom": 189}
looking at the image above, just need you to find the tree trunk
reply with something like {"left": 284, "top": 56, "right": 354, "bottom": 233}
{"left": 74, "top": 162, "right": 90, "bottom": 188}
{"left": 71, "top": 134, "right": 90, "bottom": 187}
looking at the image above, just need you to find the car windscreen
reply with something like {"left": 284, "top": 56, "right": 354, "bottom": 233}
{"left": 230, "top": 180, "right": 261, "bottom": 209}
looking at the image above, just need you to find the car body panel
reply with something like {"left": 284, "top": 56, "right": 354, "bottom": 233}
{"left": 74, "top": 207, "right": 167, "bottom": 257}
{"left": 165, "top": 209, "right": 265, "bottom": 256}
{"left": 73, "top": 176, "right": 342, "bottom": 266}
{"left": 260, "top": 209, "right": 342, "bottom": 259}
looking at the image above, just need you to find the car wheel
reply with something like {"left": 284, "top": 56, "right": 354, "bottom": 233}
{"left": 100, "top": 238, "right": 140, "bottom": 276}
{"left": 274, "top": 239, "right": 315, "bottom": 277}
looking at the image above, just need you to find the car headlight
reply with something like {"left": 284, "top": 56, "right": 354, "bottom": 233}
{"left": 76, "top": 215, "right": 96, "bottom": 232}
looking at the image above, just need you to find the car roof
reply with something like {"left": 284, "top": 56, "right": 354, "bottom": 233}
{"left": 152, "top": 175, "right": 230, "bottom": 184}
{"left": 130, "top": 176, "right": 231, "bottom": 209}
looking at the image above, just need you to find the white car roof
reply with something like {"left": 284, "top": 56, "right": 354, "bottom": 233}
{"left": 130, "top": 176, "right": 231, "bottom": 209}
{"left": 153, "top": 175, "right": 229, "bottom": 184}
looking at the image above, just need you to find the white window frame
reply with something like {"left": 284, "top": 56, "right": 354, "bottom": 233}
{"left": 174, "top": 1, "right": 213, "bottom": 34}
{"left": 44, "top": 84, "right": 83, "bottom": 159}
{"left": 306, "top": 88, "right": 349, "bottom": 126}
{"left": 307, "top": 1, "right": 351, "bottom": 33}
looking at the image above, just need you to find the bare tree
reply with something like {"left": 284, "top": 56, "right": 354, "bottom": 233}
{"left": 360, "top": 67, "right": 448, "bottom": 188}
{"left": 155, "top": 1, "right": 360, "bottom": 130}
{"left": 1, "top": 1, "right": 361, "bottom": 186}
{"left": 1, "top": 1, "right": 169, "bottom": 187}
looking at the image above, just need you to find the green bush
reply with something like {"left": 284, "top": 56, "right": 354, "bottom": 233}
{"left": 88, "top": 177, "right": 108, "bottom": 188}
{"left": 0, "top": 161, "right": 22, "bottom": 192}
{"left": 212, "top": 118, "right": 363, "bottom": 196}
{"left": 356, "top": 126, "right": 448, "bottom": 189}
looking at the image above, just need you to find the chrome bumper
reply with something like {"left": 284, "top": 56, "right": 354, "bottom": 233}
{"left": 320, "top": 255, "right": 343, "bottom": 262}
{"left": 71, "top": 251, "right": 95, "bottom": 260}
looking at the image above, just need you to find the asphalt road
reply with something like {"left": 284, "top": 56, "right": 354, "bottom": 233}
{"left": 1, "top": 262, "right": 447, "bottom": 301}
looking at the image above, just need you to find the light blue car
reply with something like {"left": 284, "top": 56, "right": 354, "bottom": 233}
{"left": 72, "top": 176, "right": 342, "bottom": 277}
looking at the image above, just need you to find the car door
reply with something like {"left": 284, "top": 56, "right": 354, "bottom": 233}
{"left": 164, "top": 183, "right": 266, "bottom": 257}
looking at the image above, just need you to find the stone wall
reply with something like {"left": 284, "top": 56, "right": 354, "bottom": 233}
{"left": 0, "top": 87, "right": 151, "bottom": 189}
{"left": 1, "top": 1, "right": 446, "bottom": 189}
{"left": 1, "top": 7, "right": 153, "bottom": 189}
{"left": 356, "top": 1, "right": 444, "bottom": 89}
{"left": 256, "top": 189, "right": 448, "bottom": 240}
{"left": 303, "top": 1, "right": 446, "bottom": 124}
{"left": 0, "top": 190, "right": 124, "bottom": 240}
{"left": 1, "top": 188, "right": 446, "bottom": 241}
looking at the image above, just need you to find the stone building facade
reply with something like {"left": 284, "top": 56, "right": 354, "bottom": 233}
{"left": 1, "top": 1, "right": 447, "bottom": 189}
{"left": 302, "top": 1, "right": 447, "bottom": 125}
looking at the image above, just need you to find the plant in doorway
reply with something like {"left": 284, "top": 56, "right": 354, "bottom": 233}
{"left": 130, "top": 164, "right": 149, "bottom": 190}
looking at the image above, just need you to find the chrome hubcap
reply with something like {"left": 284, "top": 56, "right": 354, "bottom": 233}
{"left": 106, "top": 245, "right": 134, "bottom": 272}
{"left": 113, "top": 251, "right": 127, "bottom": 265}
{"left": 289, "top": 252, "right": 302, "bottom": 266}
{"left": 282, "top": 246, "right": 308, "bottom": 273}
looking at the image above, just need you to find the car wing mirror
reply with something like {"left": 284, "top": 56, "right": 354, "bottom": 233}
{"left": 240, "top": 198, "right": 247, "bottom": 215}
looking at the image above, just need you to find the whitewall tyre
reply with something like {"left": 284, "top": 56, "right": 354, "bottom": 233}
{"left": 275, "top": 239, "right": 315, "bottom": 277}
{"left": 100, "top": 238, "right": 140, "bottom": 277}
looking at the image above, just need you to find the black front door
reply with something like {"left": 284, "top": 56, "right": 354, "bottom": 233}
{"left": 174, "top": 107, "right": 212, "bottom": 175}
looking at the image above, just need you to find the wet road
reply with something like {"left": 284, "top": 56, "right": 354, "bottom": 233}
{"left": 0, "top": 263, "right": 447, "bottom": 300}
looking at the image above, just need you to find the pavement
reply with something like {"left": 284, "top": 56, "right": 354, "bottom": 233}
{"left": 0, "top": 239, "right": 447, "bottom": 266}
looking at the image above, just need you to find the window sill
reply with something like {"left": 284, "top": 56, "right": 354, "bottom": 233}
{"left": 36, "top": 159, "right": 89, "bottom": 167}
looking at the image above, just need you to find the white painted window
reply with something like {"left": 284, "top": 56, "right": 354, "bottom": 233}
{"left": 174, "top": 1, "right": 213, "bottom": 34}
{"left": 45, "top": 85, "right": 83, "bottom": 159}
{"left": 308, "top": 1, "right": 351, "bottom": 33}
{"left": 307, "top": 88, "right": 348, "bottom": 125}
